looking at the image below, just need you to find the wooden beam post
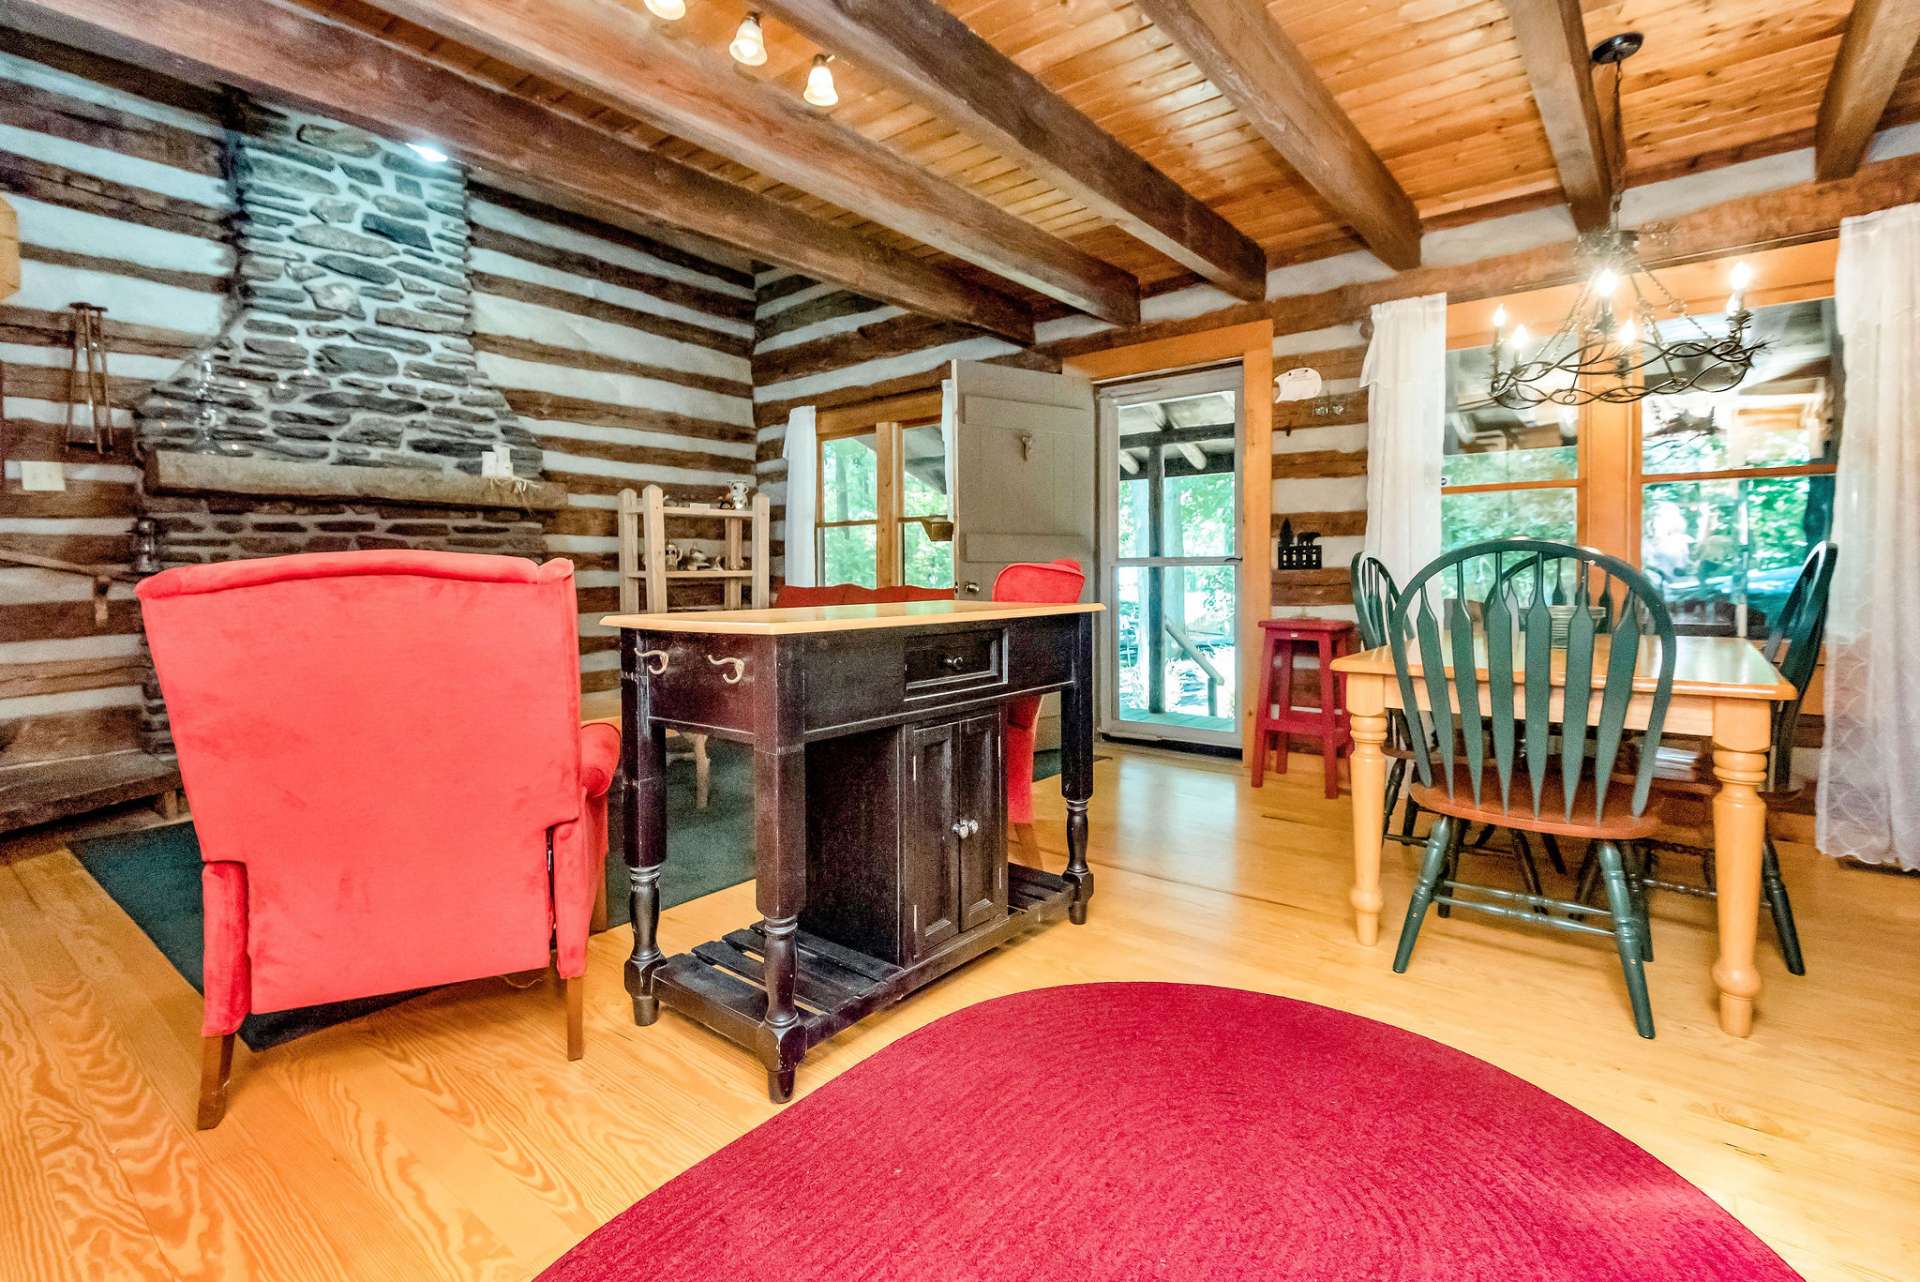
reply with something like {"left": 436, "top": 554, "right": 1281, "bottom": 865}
{"left": 369, "top": 0, "right": 1142, "bottom": 325}
{"left": 0, "top": 0, "right": 1036, "bottom": 344}
{"left": 755, "top": 0, "right": 1267, "bottom": 302}
{"left": 1502, "top": 0, "right": 1616, "bottom": 231}
{"left": 1814, "top": 0, "right": 1920, "bottom": 180}
{"left": 1133, "top": 0, "right": 1422, "bottom": 270}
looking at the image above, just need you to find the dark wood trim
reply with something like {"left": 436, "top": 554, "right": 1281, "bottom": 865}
{"left": 469, "top": 223, "right": 753, "bottom": 325}
{"left": 752, "top": 349, "right": 1061, "bottom": 435}
{"left": 755, "top": 288, "right": 884, "bottom": 347}
{"left": 0, "top": 77, "right": 224, "bottom": 176}
{"left": 751, "top": 314, "right": 987, "bottom": 389}
{"left": 470, "top": 272, "right": 752, "bottom": 360}
{"left": 19, "top": 243, "right": 227, "bottom": 293}
{"left": 1501, "top": 0, "right": 1616, "bottom": 231}
{"left": 8, "top": 0, "right": 1035, "bottom": 343}
{"left": 507, "top": 388, "right": 754, "bottom": 446}
{"left": 1133, "top": 0, "right": 1421, "bottom": 270}
{"left": 0, "top": 149, "right": 228, "bottom": 239}
{"left": 0, "top": 304, "right": 204, "bottom": 358}
{"left": 756, "top": 0, "right": 1265, "bottom": 301}
{"left": 1272, "top": 448, "right": 1368, "bottom": 480}
{"left": 524, "top": 429, "right": 746, "bottom": 474}
{"left": 1814, "top": 0, "right": 1920, "bottom": 180}
{"left": 368, "top": 0, "right": 1140, "bottom": 325}
{"left": 468, "top": 181, "right": 756, "bottom": 291}
{"left": 1271, "top": 509, "right": 1367, "bottom": 539}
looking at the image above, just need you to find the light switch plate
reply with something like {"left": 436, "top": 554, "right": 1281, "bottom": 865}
{"left": 481, "top": 444, "right": 513, "bottom": 478}
{"left": 19, "top": 460, "right": 66, "bottom": 491}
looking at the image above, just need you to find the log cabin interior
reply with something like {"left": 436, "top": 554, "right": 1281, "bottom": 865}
{"left": 2, "top": 0, "right": 1918, "bottom": 1277}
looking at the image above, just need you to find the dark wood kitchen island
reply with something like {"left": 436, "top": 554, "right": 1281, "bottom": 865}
{"left": 604, "top": 599, "right": 1101, "bottom": 1102}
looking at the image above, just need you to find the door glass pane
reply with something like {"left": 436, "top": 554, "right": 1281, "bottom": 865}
{"left": 1115, "top": 390, "right": 1236, "bottom": 558}
{"left": 1444, "top": 344, "right": 1580, "bottom": 486}
{"left": 1114, "top": 564, "right": 1237, "bottom": 734}
{"left": 821, "top": 433, "right": 878, "bottom": 521}
{"left": 1641, "top": 298, "right": 1841, "bottom": 476}
{"left": 1641, "top": 475, "right": 1833, "bottom": 635}
{"left": 820, "top": 524, "right": 877, "bottom": 587}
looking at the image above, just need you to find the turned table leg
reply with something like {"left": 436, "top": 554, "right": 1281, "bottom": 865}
{"left": 755, "top": 746, "right": 807, "bottom": 1102}
{"left": 1710, "top": 700, "right": 1772, "bottom": 1037}
{"left": 1060, "top": 613, "right": 1095, "bottom": 925}
{"left": 1346, "top": 674, "right": 1388, "bottom": 947}
{"left": 621, "top": 631, "right": 668, "bottom": 1026}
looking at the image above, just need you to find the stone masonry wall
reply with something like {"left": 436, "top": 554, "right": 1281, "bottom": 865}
{"left": 133, "top": 99, "right": 539, "bottom": 474}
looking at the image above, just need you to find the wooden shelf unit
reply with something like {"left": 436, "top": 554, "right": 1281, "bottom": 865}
{"left": 617, "top": 484, "right": 771, "bottom": 614}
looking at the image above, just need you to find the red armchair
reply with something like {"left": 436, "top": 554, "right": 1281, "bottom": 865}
{"left": 993, "top": 560, "right": 1088, "bottom": 863}
{"left": 138, "top": 550, "right": 618, "bottom": 1128}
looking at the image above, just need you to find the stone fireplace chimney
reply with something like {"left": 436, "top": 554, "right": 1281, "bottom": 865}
{"left": 133, "top": 97, "right": 566, "bottom": 751}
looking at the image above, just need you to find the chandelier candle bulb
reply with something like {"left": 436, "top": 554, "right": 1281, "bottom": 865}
{"left": 804, "top": 54, "right": 838, "bottom": 107}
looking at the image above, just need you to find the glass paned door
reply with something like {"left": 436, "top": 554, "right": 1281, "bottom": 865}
{"left": 1098, "top": 368, "right": 1242, "bottom": 747}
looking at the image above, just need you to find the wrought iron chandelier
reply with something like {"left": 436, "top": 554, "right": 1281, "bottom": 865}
{"left": 1487, "top": 33, "right": 1764, "bottom": 410}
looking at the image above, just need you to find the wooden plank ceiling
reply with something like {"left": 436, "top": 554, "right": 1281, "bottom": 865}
{"left": 176, "top": 0, "right": 1920, "bottom": 307}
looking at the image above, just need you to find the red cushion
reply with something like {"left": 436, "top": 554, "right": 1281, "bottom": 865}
{"left": 992, "top": 561, "right": 1086, "bottom": 827}
{"left": 141, "top": 549, "right": 603, "bottom": 1018}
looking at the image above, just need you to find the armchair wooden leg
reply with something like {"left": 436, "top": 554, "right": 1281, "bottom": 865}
{"left": 564, "top": 975, "right": 584, "bottom": 1061}
{"left": 197, "top": 1033, "right": 235, "bottom": 1130}
{"left": 1013, "top": 822, "right": 1041, "bottom": 867}
{"left": 590, "top": 868, "right": 610, "bottom": 935}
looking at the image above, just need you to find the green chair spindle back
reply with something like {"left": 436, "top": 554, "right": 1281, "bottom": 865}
{"left": 1761, "top": 541, "right": 1837, "bottom": 790}
{"left": 1386, "top": 539, "right": 1678, "bottom": 823}
{"left": 1350, "top": 552, "right": 1399, "bottom": 651}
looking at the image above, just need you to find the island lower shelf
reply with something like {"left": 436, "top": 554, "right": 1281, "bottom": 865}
{"left": 654, "top": 863, "right": 1073, "bottom": 1055}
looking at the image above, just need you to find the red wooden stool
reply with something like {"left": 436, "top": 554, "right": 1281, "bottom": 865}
{"left": 1252, "top": 617, "right": 1357, "bottom": 797}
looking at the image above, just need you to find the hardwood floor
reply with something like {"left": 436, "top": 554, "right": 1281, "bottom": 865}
{"left": 2, "top": 749, "right": 1917, "bottom": 1281}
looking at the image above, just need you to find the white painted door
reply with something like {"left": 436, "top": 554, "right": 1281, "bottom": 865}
{"left": 948, "top": 360, "right": 1097, "bottom": 599}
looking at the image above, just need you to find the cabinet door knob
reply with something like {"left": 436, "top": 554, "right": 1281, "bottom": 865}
{"left": 951, "top": 819, "right": 969, "bottom": 839}
{"left": 939, "top": 653, "right": 967, "bottom": 672}
{"left": 706, "top": 655, "right": 746, "bottom": 684}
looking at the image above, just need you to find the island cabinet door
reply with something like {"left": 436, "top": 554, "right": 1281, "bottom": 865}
{"left": 903, "top": 720, "right": 962, "bottom": 962}
{"left": 954, "top": 711, "right": 1008, "bottom": 932}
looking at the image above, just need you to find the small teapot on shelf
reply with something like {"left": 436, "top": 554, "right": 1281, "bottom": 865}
{"left": 726, "top": 480, "right": 751, "bottom": 511}
{"left": 683, "top": 548, "right": 712, "bottom": 571}
{"left": 663, "top": 542, "right": 683, "bottom": 569}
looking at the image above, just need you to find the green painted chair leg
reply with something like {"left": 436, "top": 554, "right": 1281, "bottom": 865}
{"left": 1435, "top": 821, "right": 1465, "bottom": 918}
{"left": 1511, "top": 832, "right": 1548, "bottom": 914}
{"left": 1540, "top": 833, "right": 1567, "bottom": 876}
{"left": 1762, "top": 836, "right": 1805, "bottom": 976}
{"left": 1596, "top": 841, "right": 1655, "bottom": 1039}
{"left": 1574, "top": 848, "right": 1600, "bottom": 905}
{"left": 1400, "top": 796, "right": 1423, "bottom": 846}
{"left": 1393, "top": 817, "right": 1454, "bottom": 974}
{"left": 1627, "top": 842, "right": 1653, "bottom": 963}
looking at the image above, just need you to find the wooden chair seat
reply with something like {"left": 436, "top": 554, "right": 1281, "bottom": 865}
{"left": 1410, "top": 768, "right": 1665, "bottom": 840}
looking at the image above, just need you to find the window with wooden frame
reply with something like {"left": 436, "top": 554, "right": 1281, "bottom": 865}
{"left": 814, "top": 392, "right": 955, "bottom": 590}
{"left": 1443, "top": 242, "right": 1839, "bottom": 638}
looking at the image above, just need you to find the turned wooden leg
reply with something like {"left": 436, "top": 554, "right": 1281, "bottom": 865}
{"left": 620, "top": 631, "right": 669, "bottom": 1026}
{"left": 1348, "top": 699, "right": 1389, "bottom": 947}
{"left": 564, "top": 975, "right": 584, "bottom": 1061}
{"left": 1710, "top": 704, "right": 1772, "bottom": 1037}
{"left": 1060, "top": 615, "right": 1095, "bottom": 925}
{"left": 694, "top": 734, "right": 711, "bottom": 812}
{"left": 196, "top": 1033, "right": 235, "bottom": 1130}
{"left": 754, "top": 742, "right": 808, "bottom": 1103}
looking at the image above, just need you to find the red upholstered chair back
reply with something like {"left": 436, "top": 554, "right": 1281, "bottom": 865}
{"left": 774, "top": 582, "right": 958, "bottom": 607}
{"left": 993, "top": 559, "right": 1086, "bottom": 607}
{"left": 139, "top": 551, "right": 585, "bottom": 1013}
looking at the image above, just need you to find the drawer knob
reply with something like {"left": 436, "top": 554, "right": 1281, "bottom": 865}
{"left": 951, "top": 818, "right": 979, "bottom": 839}
{"left": 939, "top": 653, "right": 968, "bottom": 672}
{"left": 641, "top": 649, "right": 670, "bottom": 675}
{"left": 706, "top": 655, "right": 746, "bottom": 684}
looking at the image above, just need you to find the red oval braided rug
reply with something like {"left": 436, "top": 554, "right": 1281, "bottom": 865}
{"left": 540, "top": 982, "right": 1800, "bottom": 1281}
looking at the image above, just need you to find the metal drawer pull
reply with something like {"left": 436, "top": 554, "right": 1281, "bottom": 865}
{"left": 939, "top": 653, "right": 968, "bottom": 672}
{"left": 707, "top": 655, "right": 746, "bottom": 684}
{"left": 951, "top": 818, "right": 979, "bottom": 839}
{"left": 641, "top": 649, "right": 671, "bottom": 674}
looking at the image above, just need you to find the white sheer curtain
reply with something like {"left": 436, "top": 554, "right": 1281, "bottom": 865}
{"left": 781, "top": 405, "right": 818, "bottom": 587}
{"left": 1819, "top": 204, "right": 1920, "bottom": 870}
{"left": 1361, "top": 293, "right": 1448, "bottom": 585}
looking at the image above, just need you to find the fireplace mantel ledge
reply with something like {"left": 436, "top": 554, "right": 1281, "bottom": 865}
{"left": 144, "top": 450, "right": 568, "bottom": 513}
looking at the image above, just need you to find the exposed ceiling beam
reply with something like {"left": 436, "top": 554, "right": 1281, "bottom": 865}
{"left": 754, "top": 0, "right": 1267, "bottom": 302}
{"left": 1133, "top": 0, "right": 1421, "bottom": 270}
{"left": 1815, "top": 0, "right": 1920, "bottom": 180}
{"left": 0, "top": 0, "right": 1035, "bottom": 343}
{"left": 1501, "top": 0, "right": 1615, "bottom": 231}
{"left": 369, "top": 0, "right": 1141, "bottom": 325}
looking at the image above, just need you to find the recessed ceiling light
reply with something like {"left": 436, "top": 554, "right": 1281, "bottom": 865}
{"left": 803, "top": 53, "right": 838, "bottom": 108}
{"left": 406, "top": 142, "right": 450, "bottom": 164}
{"left": 729, "top": 12, "right": 768, "bottom": 66}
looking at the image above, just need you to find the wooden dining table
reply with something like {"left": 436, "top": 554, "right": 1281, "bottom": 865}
{"left": 1331, "top": 634, "right": 1797, "bottom": 1038}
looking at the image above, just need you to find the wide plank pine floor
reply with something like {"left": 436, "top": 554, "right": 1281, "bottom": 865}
{"left": 3, "top": 750, "right": 1918, "bottom": 1281}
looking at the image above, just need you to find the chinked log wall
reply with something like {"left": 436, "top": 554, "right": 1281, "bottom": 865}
{"left": 0, "top": 30, "right": 755, "bottom": 765}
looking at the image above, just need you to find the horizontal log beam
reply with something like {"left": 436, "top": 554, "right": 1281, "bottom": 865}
{"left": 756, "top": 0, "right": 1264, "bottom": 301}
{"left": 0, "top": 0, "right": 1036, "bottom": 344}
{"left": 371, "top": 0, "right": 1140, "bottom": 324}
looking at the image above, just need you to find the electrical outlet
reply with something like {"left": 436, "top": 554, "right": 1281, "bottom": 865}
{"left": 19, "top": 460, "right": 66, "bottom": 491}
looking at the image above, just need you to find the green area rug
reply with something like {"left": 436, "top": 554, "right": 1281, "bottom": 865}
{"left": 73, "top": 742, "right": 754, "bottom": 1050}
